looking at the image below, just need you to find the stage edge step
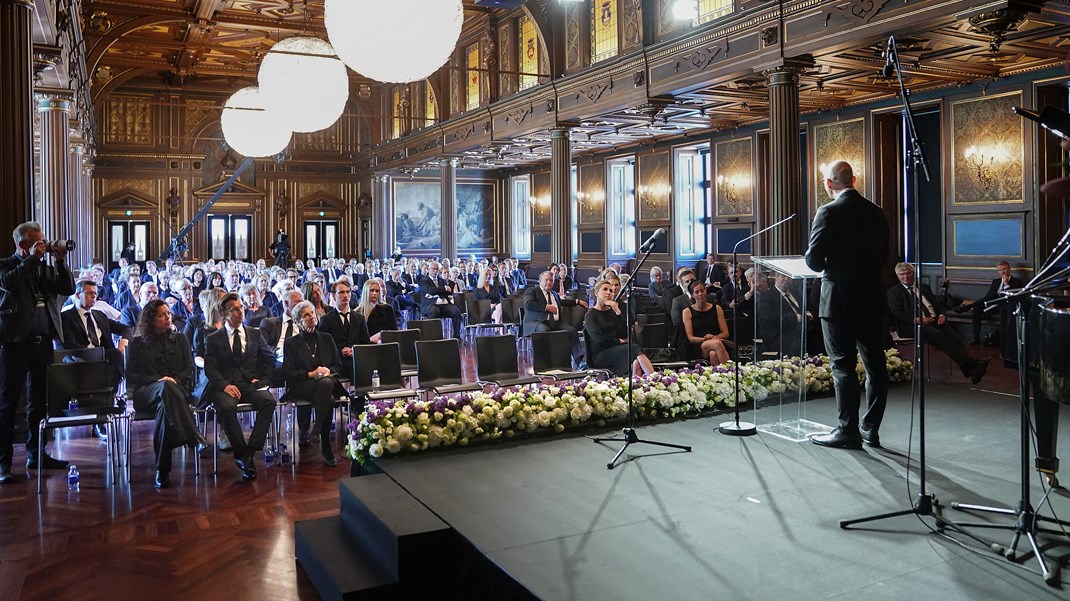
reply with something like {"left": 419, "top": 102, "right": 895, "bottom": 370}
{"left": 294, "top": 516, "right": 399, "bottom": 601}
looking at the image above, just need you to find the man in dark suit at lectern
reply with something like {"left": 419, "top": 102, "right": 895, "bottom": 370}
{"left": 804, "top": 161, "right": 890, "bottom": 450}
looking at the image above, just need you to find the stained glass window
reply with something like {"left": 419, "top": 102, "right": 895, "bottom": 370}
{"left": 466, "top": 43, "right": 480, "bottom": 111}
{"left": 591, "top": 0, "right": 618, "bottom": 64}
{"left": 425, "top": 81, "right": 436, "bottom": 127}
{"left": 391, "top": 87, "right": 402, "bottom": 139}
{"left": 518, "top": 15, "right": 539, "bottom": 91}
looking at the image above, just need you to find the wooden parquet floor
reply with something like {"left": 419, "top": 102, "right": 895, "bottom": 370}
{"left": 0, "top": 340, "right": 1018, "bottom": 601}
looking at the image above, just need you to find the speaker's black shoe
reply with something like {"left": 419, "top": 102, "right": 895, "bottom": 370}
{"left": 809, "top": 427, "right": 863, "bottom": 450}
{"left": 26, "top": 453, "right": 69, "bottom": 470}
{"left": 970, "top": 358, "right": 990, "bottom": 385}
{"left": 298, "top": 430, "right": 312, "bottom": 448}
{"left": 859, "top": 425, "right": 881, "bottom": 448}
{"left": 190, "top": 434, "right": 209, "bottom": 456}
{"left": 154, "top": 470, "right": 170, "bottom": 489}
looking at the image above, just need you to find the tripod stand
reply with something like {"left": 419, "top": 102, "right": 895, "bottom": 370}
{"left": 943, "top": 226, "right": 1070, "bottom": 584}
{"left": 591, "top": 234, "right": 692, "bottom": 469}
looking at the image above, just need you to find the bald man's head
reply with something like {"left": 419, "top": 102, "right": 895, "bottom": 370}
{"left": 823, "top": 160, "right": 856, "bottom": 198}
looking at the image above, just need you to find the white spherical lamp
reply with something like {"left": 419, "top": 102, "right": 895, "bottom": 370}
{"left": 258, "top": 37, "right": 350, "bottom": 133}
{"left": 221, "top": 86, "right": 292, "bottom": 158}
{"left": 325, "top": 0, "right": 463, "bottom": 84}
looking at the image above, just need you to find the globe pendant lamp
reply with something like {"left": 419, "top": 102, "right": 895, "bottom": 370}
{"left": 259, "top": 37, "right": 350, "bottom": 133}
{"left": 221, "top": 86, "right": 292, "bottom": 158}
{"left": 325, "top": 0, "right": 464, "bottom": 84}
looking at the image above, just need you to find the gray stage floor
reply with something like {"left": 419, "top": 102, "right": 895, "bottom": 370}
{"left": 377, "top": 383, "right": 1070, "bottom": 601}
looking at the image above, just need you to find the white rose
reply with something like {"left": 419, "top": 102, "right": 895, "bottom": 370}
{"left": 369, "top": 443, "right": 384, "bottom": 458}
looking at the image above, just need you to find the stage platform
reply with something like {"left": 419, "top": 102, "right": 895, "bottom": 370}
{"left": 303, "top": 382, "right": 1070, "bottom": 600}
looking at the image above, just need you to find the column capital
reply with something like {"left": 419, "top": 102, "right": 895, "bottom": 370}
{"left": 549, "top": 124, "right": 574, "bottom": 137}
{"left": 35, "top": 93, "right": 73, "bottom": 112}
{"left": 438, "top": 157, "right": 459, "bottom": 168}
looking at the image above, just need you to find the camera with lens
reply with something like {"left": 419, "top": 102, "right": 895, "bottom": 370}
{"left": 45, "top": 239, "right": 76, "bottom": 253}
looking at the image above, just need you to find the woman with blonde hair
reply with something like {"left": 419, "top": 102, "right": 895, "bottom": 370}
{"left": 356, "top": 278, "right": 398, "bottom": 342}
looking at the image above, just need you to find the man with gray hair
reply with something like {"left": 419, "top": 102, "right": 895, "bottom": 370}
{"left": 0, "top": 222, "right": 76, "bottom": 482}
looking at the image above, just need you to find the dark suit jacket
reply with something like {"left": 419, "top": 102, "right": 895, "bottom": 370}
{"left": 522, "top": 286, "right": 565, "bottom": 336}
{"left": 204, "top": 325, "right": 275, "bottom": 392}
{"left": 318, "top": 308, "right": 371, "bottom": 359}
{"left": 60, "top": 307, "right": 130, "bottom": 350}
{"left": 416, "top": 275, "right": 454, "bottom": 315}
{"left": 282, "top": 331, "right": 342, "bottom": 388}
{"left": 660, "top": 284, "right": 684, "bottom": 315}
{"left": 977, "top": 276, "right": 1025, "bottom": 306}
{"left": 888, "top": 283, "right": 942, "bottom": 336}
{"left": 0, "top": 253, "right": 75, "bottom": 343}
{"left": 696, "top": 262, "right": 727, "bottom": 286}
{"left": 120, "top": 303, "right": 143, "bottom": 327}
{"left": 126, "top": 331, "right": 194, "bottom": 393}
{"left": 804, "top": 188, "right": 890, "bottom": 320}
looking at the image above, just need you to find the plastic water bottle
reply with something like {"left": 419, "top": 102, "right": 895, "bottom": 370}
{"left": 331, "top": 421, "right": 337, "bottom": 433}
{"left": 67, "top": 465, "right": 79, "bottom": 490}
{"left": 371, "top": 369, "right": 380, "bottom": 389}
{"left": 279, "top": 443, "right": 291, "bottom": 466}
{"left": 68, "top": 398, "right": 79, "bottom": 412}
{"left": 263, "top": 446, "right": 275, "bottom": 467}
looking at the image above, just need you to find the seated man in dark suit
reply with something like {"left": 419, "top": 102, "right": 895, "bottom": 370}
{"left": 416, "top": 261, "right": 462, "bottom": 339}
{"left": 120, "top": 281, "right": 158, "bottom": 327}
{"left": 660, "top": 267, "right": 694, "bottom": 317}
{"left": 61, "top": 279, "right": 131, "bottom": 387}
{"left": 522, "top": 271, "right": 583, "bottom": 367}
{"left": 204, "top": 292, "right": 277, "bottom": 481}
{"left": 889, "top": 262, "right": 988, "bottom": 384}
{"left": 260, "top": 289, "right": 304, "bottom": 382}
{"left": 953, "top": 260, "right": 1025, "bottom": 344}
{"left": 318, "top": 279, "right": 371, "bottom": 380}
{"left": 697, "top": 253, "right": 728, "bottom": 299}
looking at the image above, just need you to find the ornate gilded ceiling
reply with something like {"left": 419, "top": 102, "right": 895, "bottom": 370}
{"left": 74, "top": 0, "right": 1070, "bottom": 169}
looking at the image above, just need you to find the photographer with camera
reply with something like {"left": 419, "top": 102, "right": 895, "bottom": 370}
{"left": 0, "top": 222, "right": 76, "bottom": 483}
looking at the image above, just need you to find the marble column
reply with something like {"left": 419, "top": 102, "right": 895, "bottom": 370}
{"left": 0, "top": 0, "right": 36, "bottom": 239}
{"left": 68, "top": 129, "right": 88, "bottom": 266}
{"left": 439, "top": 158, "right": 457, "bottom": 261}
{"left": 83, "top": 162, "right": 95, "bottom": 264}
{"left": 372, "top": 174, "right": 393, "bottom": 259}
{"left": 549, "top": 125, "right": 572, "bottom": 262}
{"left": 766, "top": 66, "right": 804, "bottom": 255}
{"left": 36, "top": 93, "right": 72, "bottom": 239}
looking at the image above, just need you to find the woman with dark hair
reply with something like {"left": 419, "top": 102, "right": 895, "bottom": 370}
{"left": 126, "top": 299, "right": 207, "bottom": 488}
{"left": 682, "top": 279, "right": 730, "bottom": 366}
{"left": 356, "top": 279, "right": 398, "bottom": 342}
{"left": 301, "top": 281, "right": 328, "bottom": 318}
{"left": 206, "top": 270, "right": 224, "bottom": 290}
{"left": 283, "top": 301, "right": 345, "bottom": 466}
{"left": 583, "top": 279, "right": 654, "bottom": 377}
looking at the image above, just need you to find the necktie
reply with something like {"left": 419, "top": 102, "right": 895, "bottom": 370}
{"left": 910, "top": 287, "right": 931, "bottom": 317}
{"left": 85, "top": 311, "right": 100, "bottom": 347}
{"left": 232, "top": 328, "right": 243, "bottom": 359}
{"left": 341, "top": 312, "right": 350, "bottom": 332}
{"left": 782, "top": 291, "right": 801, "bottom": 316}
{"left": 546, "top": 290, "right": 557, "bottom": 321}
{"left": 283, "top": 320, "right": 293, "bottom": 340}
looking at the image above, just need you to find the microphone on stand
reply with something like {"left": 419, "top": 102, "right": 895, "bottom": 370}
{"left": 880, "top": 35, "right": 896, "bottom": 78}
{"left": 639, "top": 228, "right": 666, "bottom": 253}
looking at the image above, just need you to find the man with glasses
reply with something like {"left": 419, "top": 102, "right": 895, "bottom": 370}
{"left": 121, "top": 281, "right": 159, "bottom": 327}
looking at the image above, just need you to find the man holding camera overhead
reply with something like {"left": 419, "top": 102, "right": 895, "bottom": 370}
{"left": 0, "top": 222, "right": 76, "bottom": 483}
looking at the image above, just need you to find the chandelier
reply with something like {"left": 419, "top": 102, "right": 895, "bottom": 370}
{"left": 324, "top": 0, "right": 463, "bottom": 84}
{"left": 258, "top": 37, "right": 350, "bottom": 133}
{"left": 221, "top": 86, "right": 293, "bottom": 158}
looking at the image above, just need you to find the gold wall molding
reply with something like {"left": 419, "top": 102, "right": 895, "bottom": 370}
{"left": 715, "top": 137, "right": 754, "bottom": 217}
{"left": 813, "top": 117, "right": 865, "bottom": 208}
{"left": 950, "top": 91, "right": 1024, "bottom": 205}
{"left": 104, "top": 95, "right": 153, "bottom": 145}
{"left": 102, "top": 177, "right": 156, "bottom": 198}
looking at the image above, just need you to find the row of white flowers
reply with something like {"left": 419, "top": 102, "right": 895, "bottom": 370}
{"left": 346, "top": 349, "right": 913, "bottom": 463}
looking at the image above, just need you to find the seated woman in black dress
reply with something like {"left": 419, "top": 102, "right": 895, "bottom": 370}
{"left": 682, "top": 279, "right": 730, "bottom": 366}
{"left": 126, "top": 299, "right": 207, "bottom": 488}
{"left": 583, "top": 279, "right": 654, "bottom": 377}
{"left": 472, "top": 266, "right": 505, "bottom": 323}
{"left": 357, "top": 278, "right": 399, "bottom": 342}
{"left": 282, "top": 300, "right": 345, "bottom": 466}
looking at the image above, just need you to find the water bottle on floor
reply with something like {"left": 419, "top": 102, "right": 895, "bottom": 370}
{"left": 279, "top": 443, "right": 291, "bottom": 466}
{"left": 264, "top": 446, "right": 275, "bottom": 467}
{"left": 67, "top": 465, "right": 79, "bottom": 490}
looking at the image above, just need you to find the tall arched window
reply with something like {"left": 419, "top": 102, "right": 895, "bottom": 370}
{"left": 591, "top": 0, "right": 619, "bottom": 64}
{"left": 424, "top": 81, "right": 436, "bottom": 128}
{"left": 465, "top": 42, "right": 481, "bottom": 111}
{"left": 698, "top": 0, "right": 733, "bottom": 23}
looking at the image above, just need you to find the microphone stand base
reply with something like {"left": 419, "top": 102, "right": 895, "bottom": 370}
{"left": 718, "top": 420, "right": 757, "bottom": 436}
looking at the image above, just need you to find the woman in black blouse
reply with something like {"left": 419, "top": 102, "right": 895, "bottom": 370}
{"left": 473, "top": 266, "right": 505, "bottom": 323}
{"left": 357, "top": 278, "right": 398, "bottom": 342}
{"left": 682, "top": 280, "right": 730, "bottom": 366}
{"left": 127, "top": 299, "right": 207, "bottom": 488}
{"left": 583, "top": 279, "right": 654, "bottom": 377}
{"left": 282, "top": 301, "right": 345, "bottom": 466}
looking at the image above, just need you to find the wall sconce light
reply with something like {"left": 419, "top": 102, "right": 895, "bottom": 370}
{"left": 530, "top": 195, "right": 550, "bottom": 219}
{"left": 638, "top": 183, "right": 670, "bottom": 213}
{"left": 963, "top": 145, "right": 1007, "bottom": 189}
{"left": 716, "top": 174, "right": 748, "bottom": 205}
{"left": 577, "top": 190, "right": 603, "bottom": 214}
